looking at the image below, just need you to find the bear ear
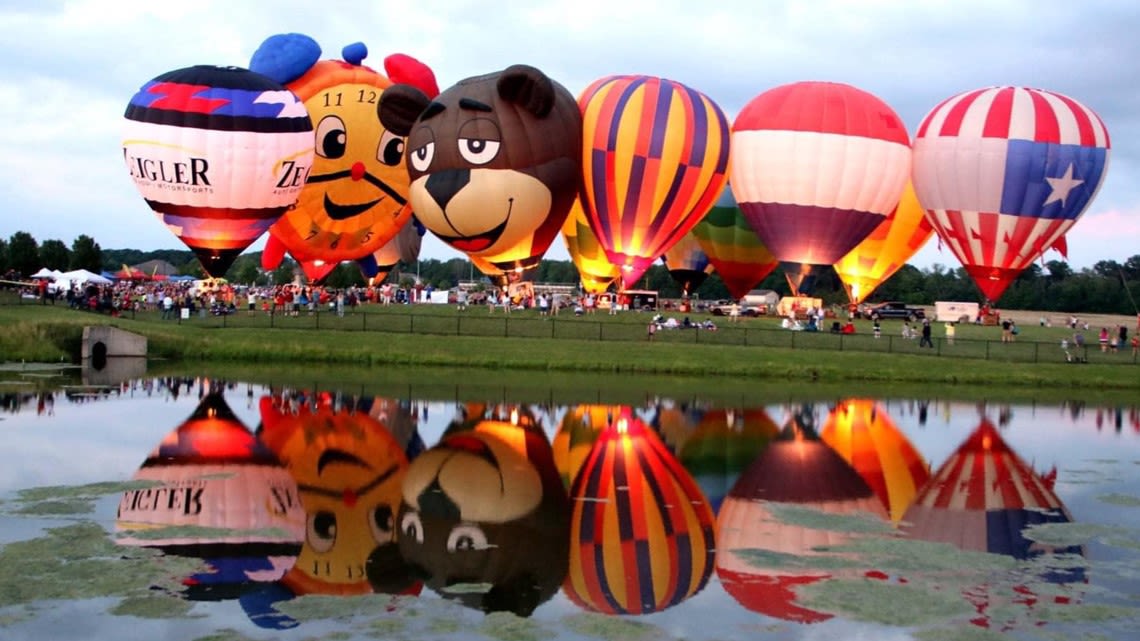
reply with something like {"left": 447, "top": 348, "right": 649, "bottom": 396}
{"left": 379, "top": 84, "right": 432, "bottom": 136}
{"left": 497, "top": 65, "right": 556, "bottom": 118}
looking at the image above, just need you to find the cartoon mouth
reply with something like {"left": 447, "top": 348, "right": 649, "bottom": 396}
{"left": 323, "top": 193, "right": 383, "bottom": 221}
{"left": 438, "top": 217, "right": 509, "bottom": 253}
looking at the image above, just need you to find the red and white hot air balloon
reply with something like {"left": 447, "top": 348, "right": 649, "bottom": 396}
{"left": 730, "top": 81, "right": 911, "bottom": 294}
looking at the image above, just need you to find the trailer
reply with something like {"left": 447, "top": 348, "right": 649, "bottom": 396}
{"left": 934, "top": 301, "right": 980, "bottom": 323}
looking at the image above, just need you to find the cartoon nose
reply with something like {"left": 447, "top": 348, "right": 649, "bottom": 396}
{"left": 424, "top": 169, "right": 470, "bottom": 210}
{"left": 351, "top": 162, "right": 366, "bottom": 181}
{"left": 417, "top": 479, "right": 460, "bottom": 520}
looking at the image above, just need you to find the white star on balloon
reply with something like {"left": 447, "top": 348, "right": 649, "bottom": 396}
{"left": 1044, "top": 164, "right": 1084, "bottom": 207}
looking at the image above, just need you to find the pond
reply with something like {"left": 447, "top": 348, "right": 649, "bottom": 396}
{"left": 1, "top": 365, "right": 1138, "bottom": 641}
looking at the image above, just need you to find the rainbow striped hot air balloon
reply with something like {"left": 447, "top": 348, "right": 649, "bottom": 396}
{"left": 820, "top": 399, "right": 931, "bottom": 524}
{"left": 833, "top": 183, "right": 934, "bottom": 305}
{"left": 678, "top": 407, "right": 779, "bottom": 513}
{"left": 662, "top": 231, "right": 714, "bottom": 295}
{"left": 579, "top": 75, "right": 730, "bottom": 288}
{"left": 123, "top": 65, "right": 314, "bottom": 277}
{"left": 691, "top": 184, "right": 779, "bottom": 301}
{"left": 565, "top": 410, "right": 715, "bottom": 615}
{"left": 912, "top": 86, "right": 1110, "bottom": 302}
{"left": 730, "top": 81, "right": 911, "bottom": 295}
{"left": 562, "top": 199, "right": 621, "bottom": 294}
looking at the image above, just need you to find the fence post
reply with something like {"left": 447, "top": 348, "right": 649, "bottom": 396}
{"left": 839, "top": 335, "right": 843, "bottom": 352}
{"left": 222, "top": 312, "right": 226, "bottom": 328}
{"left": 1033, "top": 342, "right": 1039, "bottom": 363}
{"left": 791, "top": 331, "right": 795, "bottom": 349}
{"left": 551, "top": 318, "right": 555, "bottom": 338}
{"left": 410, "top": 314, "right": 414, "bottom": 333}
{"left": 457, "top": 316, "right": 461, "bottom": 335}
{"left": 316, "top": 310, "right": 320, "bottom": 330}
{"left": 985, "top": 340, "right": 990, "bottom": 360}
{"left": 504, "top": 317, "right": 509, "bottom": 338}
{"left": 362, "top": 312, "right": 366, "bottom": 331}
{"left": 598, "top": 321, "right": 603, "bottom": 341}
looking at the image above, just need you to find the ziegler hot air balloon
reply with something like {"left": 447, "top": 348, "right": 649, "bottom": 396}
{"left": 833, "top": 182, "right": 934, "bottom": 304}
{"left": 691, "top": 184, "right": 779, "bottom": 301}
{"left": 579, "top": 75, "right": 731, "bottom": 288}
{"left": 662, "top": 231, "right": 714, "bottom": 296}
{"left": 379, "top": 64, "right": 583, "bottom": 273}
{"left": 122, "top": 65, "right": 315, "bottom": 277}
{"left": 730, "top": 81, "right": 911, "bottom": 295}
{"left": 912, "top": 86, "right": 1110, "bottom": 302}
{"left": 249, "top": 34, "right": 439, "bottom": 271}
{"left": 562, "top": 198, "right": 620, "bottom": 294}
{"left": 565, "top": 410, "right": 715, "bottom": 615}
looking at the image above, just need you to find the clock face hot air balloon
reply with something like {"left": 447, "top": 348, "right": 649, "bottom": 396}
{"left": 662, "top": 231, "right": 714, "bottom": 295}
{"left": 730, "top": 81, "right": 911, "bottom": 295}
{"left": 579, "top": 75, "right": 730, "bottom": 288}
{"left": 912, "top": 86, "right": 1110, "bottom": 302}
{"left": 691, "top": 184, "right": 779, "bottom": 301}
{"left": 565, "top": 410, "right": 715, "bottom": 615}
{"left": 562, "top": 198, "right": 620, "bottom": 294}
{"left": 249, "top": 34, "right": 440, "bottom": 269}
{"left": 122, "top": 65, "right": 314, "bottom": 277}
{"left": 833, "top": 182, "right": 934, "bottom": 304}
{"left": 378, "top": 64, "right": 583, "bottom": 273}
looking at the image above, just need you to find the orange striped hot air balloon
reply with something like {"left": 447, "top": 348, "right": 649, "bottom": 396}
{"left": 561, "top": 199, "right": 620, "bottom": 294}
{"left": 691, "top": 184, "right": 778, "bottom": 300}
{"left": 820, "top": 399, "right": 931, "bottom": 524}
{"left": 552, "top": 404, "right": 620, "bottom": 488}
{"left": 565, "top": 410, "right": 715, "bottom": 614}
{"left": 833, "top": 182, "right": 934, "bottom": 304}
{"left": 579, "top": 75, "right": 731, "bottom": 288}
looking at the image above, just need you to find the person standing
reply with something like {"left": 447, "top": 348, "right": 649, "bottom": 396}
{"left": 919, "top": 318, "right": 934, "bottom": 348}
{"left": 872, "top": 318, "right": 881, "bottom": 339}
{"left": 945, "top": 321, "right": 956, "bottom": 345}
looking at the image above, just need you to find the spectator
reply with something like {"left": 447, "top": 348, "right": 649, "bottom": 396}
{"left": 919, "top": 318, "right": 933, "bottom": 348}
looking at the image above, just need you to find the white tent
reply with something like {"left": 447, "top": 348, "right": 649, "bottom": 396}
{"left": 30, "top": 267, "right": 63, "bottom": 279}
{"left": 53, "top": 269, "right": 112, "bottom": 292}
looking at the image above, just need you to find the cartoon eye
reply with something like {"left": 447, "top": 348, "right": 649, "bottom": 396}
{"left": 369, "top": 504, "right": 394, "bottom": 544}
{"left": 307, "top": 510, "right": 337, "bottom": 553}
{"left": 457, "top": 138, "right": 500, "bottom": 165}
{"left": 315, "top": 115, "right": 347, "bottom": 159}
{"left": 400, "top": 510, "right": 424, "bottom": 544}
{"left": 409, "top": 142, "right": 435, "bottom": 172}
{"left": 378, "top": 131, "right": 404, "bottom": 166}
{"left": 446, "top": 524, "right": 489, "bottom": 552}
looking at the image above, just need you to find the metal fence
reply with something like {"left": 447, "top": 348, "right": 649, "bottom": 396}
{"left": 4, "top": 292, "right": 1137, "bottom": 366}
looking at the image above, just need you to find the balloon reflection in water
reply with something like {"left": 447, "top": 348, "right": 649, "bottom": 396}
{"left": 716, "top": 409, "right": 889, "bottom": 623}
{"left": 565, "top": 409, "right": 716, "bottom": 615}
{"left": 116, "top": 391, "right": 305, "bottom": 621}
{"left": 553, "top": 404, "right": 622, "bottom": 489}
{"left": 820, "top": 399, "right": 931, "bottom": 524}
{"left": 399, "top": 406, "right": 570, "bottom": 616}
{"left": 679, "top": 407, "right": 779, "bottom": 514}
{"left": 902, "top": 418, "right": 1086, "bottom": 630}
{"left": 258, "top": 396, "right": 415, "bottom": 597}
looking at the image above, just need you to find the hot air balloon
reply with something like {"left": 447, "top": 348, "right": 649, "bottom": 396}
{"left": 552, "top": 404, "right": 620, "bottom": 488}
{"left": 116, "top": 391, "right": 306, "bottom": 606}
{"left": 122, "top": 65, "right": 315, "bottom": 277}
{"left": 579, "top": 75, "right": 731, "bottom": 288}
{"left": 662, "top": 231, "right": 715, "bottom": 296}
{"left": 691, "top": 184, "right": 779, "bottom": 301}
{"left": 565, "top": 410, "right": 715, "bottom": 615}
{"left": 716, "top": 408, "right": 889, "bottom": 623}
{"left": 901, "top": 418, "right": 1086, "bottom": 630}
{"left": 562, "top": 199, "right": 620, "bottom": 294}
{"left": 258, "top": 398, "right": 415, "bottom": 596}
{"left": 833, "top": 182, "right": 934, "bottom": 304}
{"left": 398, "top": 408, "right": 569, "bottom": 616}
{"left": 358, "top": 216, "right": 424, "bottom": 285}
{"left": 249, "top": 34, "right": 439, "bottom": 270}
{"left": 678, "top": 407, "right": 779, "bottom": 513}
{"left": 819, "top": 399, "right": 930, "bottom": 524}
{"left": 912, "top": 87, "right": 1110, "bottom": 302}
{"left": 730, "top": 81, "right": 911, "bottom": 295}
{"left": 378, "top": 64, "right": 582, "bottom": 274}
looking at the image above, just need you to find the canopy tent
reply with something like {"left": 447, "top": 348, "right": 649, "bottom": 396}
{"left": 113, "top": 265, "right": 151, "bottom": 281}
{"left": 31, "top": 268, "right": 64, "bottom": 279}
{"left": 57, "top": 269, "right": 112, "bottom": 286}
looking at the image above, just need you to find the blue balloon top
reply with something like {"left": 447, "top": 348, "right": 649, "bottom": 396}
{"left": 249, "top": 33, "right": 321, "bottom": 84}
{"left": 342, "top": 42, "right": 368, "bottom": 66}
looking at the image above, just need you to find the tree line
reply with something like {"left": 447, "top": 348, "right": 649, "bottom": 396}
{"left": 3, "top": 230, "right": 1138, "bottom": 315}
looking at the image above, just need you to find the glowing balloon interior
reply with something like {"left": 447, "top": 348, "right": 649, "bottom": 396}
{"left": 691, "top": 184, "right": 779, "bottom": 300}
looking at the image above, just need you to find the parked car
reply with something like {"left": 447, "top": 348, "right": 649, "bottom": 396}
{"left": 862, "top": 301, "right": 925, "bottom": 321}
{"left": 709, "top": 301, "right": 764, "bottom": 317}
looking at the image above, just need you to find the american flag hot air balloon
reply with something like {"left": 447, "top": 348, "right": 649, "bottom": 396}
{"left": 912, "top": 86, "right": 1110, "bottom": 302}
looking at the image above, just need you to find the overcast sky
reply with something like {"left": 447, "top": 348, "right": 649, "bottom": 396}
{"left": 1, "top": 0, "right": 1136, "bottom": 271}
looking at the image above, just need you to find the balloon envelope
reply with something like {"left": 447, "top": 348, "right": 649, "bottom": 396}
{"left": 691, "top": 184, "right": 778, "bottom": 300}
{"left": 730, "top": 81, "right": 911, "bottom": 291}
{"left": 579, "top": 75, "right": 730, "bottom": 288}
{"left": 123, "top": 65, "right": 314, "bottom": 277}
{"left": 561, "top": 198, "right": 620, "bottom": 294}
{"left": 912, "top": 86, "right": 1110, "bottom": 301}
{"left": 662, "top": 231, "right": 714, "bottom": 295}
{"left": 833, "top": 182, "right": 934, "bottom": 304}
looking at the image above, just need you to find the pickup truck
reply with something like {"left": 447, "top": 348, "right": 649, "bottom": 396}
{"left": 862, "top": 301, "right": 925, "bottom": 322}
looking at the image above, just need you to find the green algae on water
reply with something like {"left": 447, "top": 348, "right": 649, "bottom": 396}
{"left": 562, "top": 612, "right": 668, "bottom": 641}
{"left": 275, "top": 593, "right": 394, "bottom": 621}
{"left": 1098, "top": 493, "right": 1140, "bottom": 507}
{"left": 798, "top": 578, "right": 973, "bottom": 626}
{"left": 12, "top": 499, "right": 94, "bottom": 516}
{"left": 118, "top": 525, "right": 297, "bottom": 542}
{"left": 764, "top": 502, "right": 895, "bottom": 535}
{"left": 364, "top": 615, "right": 408, "bottom": 638}
{"left": 1022, "top": 522, "right": 1128, "bottom": 547}
{"left": 190, "top": 630, "right": 261, "bottom": 641}
{"left": 110, "top": 594, "right": 197, "bottom": 619}
{"left": 914, "top": 627, "right": 1009, "bottom": 641}
{"left": 16, "top": 480, "right": 160, "bottom": 503}
{"left": 478, "top": 611, "right": 548, "bottom": 641}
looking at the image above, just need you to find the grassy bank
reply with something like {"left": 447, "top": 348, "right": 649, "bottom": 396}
{"left": 1, "top": 301, "right": 1136, "bottom": 391}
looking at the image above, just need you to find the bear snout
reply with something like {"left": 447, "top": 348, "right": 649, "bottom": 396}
{"left": 425, "top": 169, "right": 471, "bottom": 210}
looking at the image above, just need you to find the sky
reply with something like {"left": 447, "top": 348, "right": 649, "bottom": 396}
{"left": 1, "top": 0, "right": 1138, "bottom": 272}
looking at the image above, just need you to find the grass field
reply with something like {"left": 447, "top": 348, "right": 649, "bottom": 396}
{"left": 1, "top": 291, "right": 1137, "bottom": 391}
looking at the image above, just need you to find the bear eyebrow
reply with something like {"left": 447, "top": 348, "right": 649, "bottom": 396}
{"left": 421, "top": 101, "right": 446, "bottom": 120}
{"left": 458, "top": 97, "right": 493, "bottom": 112}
